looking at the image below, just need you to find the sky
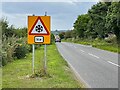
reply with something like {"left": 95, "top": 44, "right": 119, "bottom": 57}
{"left": 1, "top": 0, "right": 98, "bottom": 31}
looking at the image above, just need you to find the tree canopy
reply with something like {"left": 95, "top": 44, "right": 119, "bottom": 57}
{"left": 72, "top": 2, "right": 120, "bottom": 43}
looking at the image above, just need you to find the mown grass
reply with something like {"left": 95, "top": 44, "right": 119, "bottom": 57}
{"left": 2, "top": 44, "right": 82, "bottom": 88}
{"left": 62, "top": 38, "right": 119, "bottom": 53}
{"left": 93, "top": 44, "right": 118, "bottom": 53}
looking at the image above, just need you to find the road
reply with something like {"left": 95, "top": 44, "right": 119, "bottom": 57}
{"left": 56, "top": 42, "right": 119, "bottom": 88}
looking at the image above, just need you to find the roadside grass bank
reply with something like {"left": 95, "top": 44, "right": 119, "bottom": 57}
{"left": 2, "top": 44, "right": 82, "bottom": 88}
{"left": 62, "top": 38, "right": 119, "bottom": 53}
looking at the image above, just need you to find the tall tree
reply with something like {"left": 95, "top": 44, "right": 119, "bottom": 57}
{"left": 59, "top": 32, "right": 65, "bottom": 39}
{"left": 105, "top": 2, "right": 120, "bottom": 43}
{"left": 88, "top": 2, "right": 111, "bottom": 38}
{"left": 64, "top": 30, "right": 72, "bottom": 39}
{"left": 73, "top": 14, "right": 90, "bottom": 38}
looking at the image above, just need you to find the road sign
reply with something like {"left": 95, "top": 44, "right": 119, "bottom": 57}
{"left": 28, "top": 16, "right": 51, "bottom": 44}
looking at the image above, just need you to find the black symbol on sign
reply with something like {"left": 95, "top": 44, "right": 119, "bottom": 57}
{"left": 37, "top": 38, "right": 42, "bottom": 41}
{"left": 35, "top": 25, "right": 43, "bottom": 33}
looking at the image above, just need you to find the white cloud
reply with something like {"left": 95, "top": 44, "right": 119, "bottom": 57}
{"left": 2, "top": 12, "right": 28, "bottom": 28}
{"left": 2, "top": 12, "right": 58, "bottom": 30}
{"left": 2, "top": 12, "right": 74, "bottom": 30}
{"left": 2, "top": 2, "right": 97, "bottom": 30}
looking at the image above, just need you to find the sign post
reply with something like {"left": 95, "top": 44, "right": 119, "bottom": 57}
{"left": 44, "top": 44, "right": 47, "bottom": 74}
{"left": 32, "top": 44, "right": 35, "bottom": 74}
{"left": 44, "top": 12, "right": 47, "bottom": 74}
{"left": 28, "top": 15, "right": 50, "bottom": 74}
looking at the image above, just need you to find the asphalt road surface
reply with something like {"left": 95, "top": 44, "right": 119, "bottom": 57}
{"left": 56, "top": 42, "right": 119, "bottom": 88}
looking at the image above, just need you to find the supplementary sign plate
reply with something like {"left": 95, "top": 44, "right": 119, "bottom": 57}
{"left": 34, "top": 36, "right": 44, "bottom": 43}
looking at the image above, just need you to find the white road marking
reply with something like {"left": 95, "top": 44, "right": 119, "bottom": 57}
{"left": 58, "top": 49, "right": 91, "bottom": 88}
{"left": 57, "top": 45, "right": 90, "bottom": 87}
{"left": 107, "top": 61, "right": 120, "bottom": 67}
{"left": 67, "top": 62, "right": 91, "bottom": 88}
{"left": 80, "top": 50, "right": 85, "bottom": 52}
{"left": 88, "top": 53, "right": 100, "bottom": 59}
{"left": 78, "top": 44, "right": 92, "bottom": 47}
{"left": 74, "top": 46, "right": 77, "bottom": 48}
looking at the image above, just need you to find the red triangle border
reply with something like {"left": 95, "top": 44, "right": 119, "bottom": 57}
{"left": 29, "top": 16, "right": 50, "bottom": 35}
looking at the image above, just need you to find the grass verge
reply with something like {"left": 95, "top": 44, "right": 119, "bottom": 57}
{"left": 62, "top": 38, "right": 119, "bottom": 53}
{"left": 2, "top": 44, "right": 82, "bottom": 88}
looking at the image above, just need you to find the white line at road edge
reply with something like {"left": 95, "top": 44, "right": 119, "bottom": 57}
{"left": 88, "top": 53, "right": 100, "bottom": 59}
{"left": 107, "top": 61, "right": 120, "bottom": 67}
{"left": 67, "top": 62, "right": 91, "bottom": 88}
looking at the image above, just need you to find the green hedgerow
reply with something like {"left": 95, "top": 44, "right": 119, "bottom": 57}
{"left": 14, "top": 44, "right": 28, "bottom": 59}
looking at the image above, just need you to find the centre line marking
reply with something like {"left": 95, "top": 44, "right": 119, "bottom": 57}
{"left": 74, "top": 46, "right": 77, "bottom": 48}
{"left": 88, "top": 53, "right": 100, "bottom": 59}
{"left": 80, "top": 50, "right": 85, "bottom": 52}
{"left": 107, "top": 61, "right": 120, "bottom": 67}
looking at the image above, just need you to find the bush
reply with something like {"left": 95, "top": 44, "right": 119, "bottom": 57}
{"left": 51, "top": 33, "right": 55, "bottom": 44}
{"left": 14, "top": 45, "right": 28, "bottom": 59}
{"left": 1, "top": 52, "right": 7, "bottom": 66}
{"left": 28, "top": 45, "right": 32, "bottom": 52}
{"left": 105, "top": 34, "right": 117, "bottom": 44}
{"left": 2, "top": 35, "right": 18, "bottom": 62}
{"left": 25, "top": 44, "right": 32, "bottom": 52}
{"left": 2, "top": 54, "right": 7, "bottom": 66}
{"left": 66, "top": 38, "right": 72, "bottom": 42}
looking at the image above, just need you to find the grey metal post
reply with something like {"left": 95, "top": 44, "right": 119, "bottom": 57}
{"left": 32, "top": 14, "right": 35, "bottom": 74}
{"left": 32, "top": 44, "right": 35, "bottom": 74}
{"left": 44, "top": 11, "right": 47, "bottom": 74}
{"left": 44, "top": 44, "right": 47, "bottom": 74}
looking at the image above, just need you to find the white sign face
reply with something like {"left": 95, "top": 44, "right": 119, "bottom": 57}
{"left": 31, "top": 19, "right": 48, "bottom": 34}
{"left": 34, "top": 36, "right": 44, "bottom": 43}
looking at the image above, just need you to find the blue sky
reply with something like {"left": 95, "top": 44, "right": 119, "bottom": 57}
{"left": 2, "top": 1, "right": 98, "bottom": 31}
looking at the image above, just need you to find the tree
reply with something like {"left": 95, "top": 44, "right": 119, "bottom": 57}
{"left": 0, "top": 18, "right": 16, "bottom": 37}
{"left": 88, "top": 2, "right": 111, "bottom": 39}
{"left": 71, "top": 30, "right": 77, "bottom": 39}
{"left": 64, "top": 30, "right": 72, "bottom": 39}
{"left": 0, "top": 18, "right": 8, "bottom": 36}
{"left": 73, "top": 14, "right": 90, "bottom": 38}
{"left": 85, "top": 19, "right": 98, "bottom": 39}
{"left": 51, "top": 33, "right": 55, "bottom": 43}
{"left": 59, "top": 32, "right": 65, "bottom": 39}
{"left": 105, "top": 2, "right": 120, "bottom": 43}
{"left": 14, "top": 27, "right": 27, "bottom": 37}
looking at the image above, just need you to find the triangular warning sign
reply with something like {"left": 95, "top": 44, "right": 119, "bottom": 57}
{"left": 29, "top": 17, "right": 50, "bottom": 35}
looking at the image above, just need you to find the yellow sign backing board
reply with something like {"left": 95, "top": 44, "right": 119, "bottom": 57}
{"left": 28, "top": 16, "right": 51, "bottom": 44}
